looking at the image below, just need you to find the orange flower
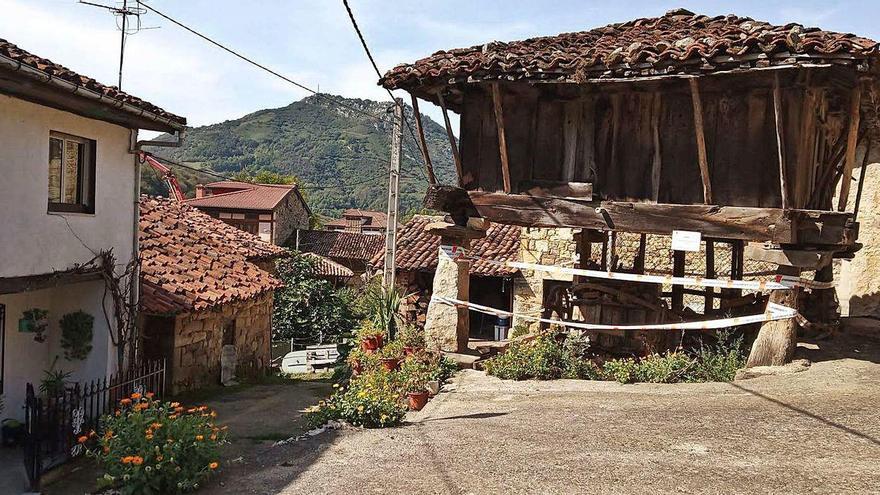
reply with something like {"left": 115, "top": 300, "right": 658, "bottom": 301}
{"left": 145, "top": 392, "right": 155, "bottom": 399}
{"left": 120, "top": 398, "right": 132, "bottom": 406}
{"left": 209, "top": 462, "right": 219, "bottom": 470}
{"left": 197, "top": 406, "right": 208, "bottom": 412}
{"left": 170, "top": 402, "right": 180, "bottom": 408}
{"left": 156, "top": 455, "right": 164, "bottom": 461}
{"left": 115, "top": 410, "right": 121, "bottom": 417}
{"left": 195, "top": 435, "right": 204, "bottom": 441}
{"left": 77, "top": 435, "right": 88, "bottom": 444}
{"left": 168, "top": 414, "right": 179, "bottom": 420}
{"left": 145, "top": 434, "right": 154, "bottom": 440}
{"left": 130, "top": 392, "right": 142, "bottom": 400}
{"left": 150, "top": 422, "right": 163, "bottom": 430}
{"left": 104, "top": 430, "right": 114, "bottom": 439}
{"left": 210, "top": 411, "right": 217, "bottom": 418}
{"left": 131, "top": 456, "right": 144, "bottom": 466}
{"left": 210, "top": 434, "right": 217, "bottom": 441}
{"left": 121, "top": 456, "right": 133, "bottom": 464}
{"left": 102, "top": 446, "right": 110, "bottom": 454}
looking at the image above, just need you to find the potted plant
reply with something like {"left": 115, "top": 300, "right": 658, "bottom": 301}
{"left": 357, "top": 321, "right": 385, "bottom": 353}
{"left": 379, "top": 340, "right": 404, "bottom": 372}
{"left": 400, "top": 359, "right": 431, "bottom": 410}
{"left": 20, "top": 308, "right": 49, "bottom": 343}
{"left": 398, "top": 324, "right": 426, "bottom": 356}
{"left": 39, "top": 356, "right": 72, "bottom": 397}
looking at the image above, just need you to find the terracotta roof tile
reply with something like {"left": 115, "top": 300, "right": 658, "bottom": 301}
{"left": 370, "top": 215, "right": 521, "bottom": 277}
{"left": 139, "top": 197, "right": 285, "bottom": 315}
{"left": 381, "top": 9, "right": 879, "bottom": 89}
{"left": 324, "top": 209, "right": 388, "bottom": 230}
{"left": 303, "top": 253, "right": 355, "bottom": 279}
{"left": 185, "top": 182, "right": 307, "bottom": 212}
{"left": 0, "top": 38, "right": 186, "bottom": 126}
{"left": 297, "top": 230, "right": 385, "bottom": 261}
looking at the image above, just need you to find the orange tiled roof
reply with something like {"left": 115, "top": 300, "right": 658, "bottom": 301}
{"left": 0, "top": 38, "right": 186, "bottom": 126}
{"left": 370, "top": 215, "right": 521, "bottom": 277}
{"left": 303, "top": 253, "right": 355, "bottom": 279}
{"left": 325, "top": 209, "right": 388, "bottom": 230}
{"left": 184, "top": 181, "right": 309, "bottom": 213}
{"left": 139, "top": 196, "right": 285, "bottom": 315}
{"left": 381, "top": 9, "right": 879, "bottom": 89}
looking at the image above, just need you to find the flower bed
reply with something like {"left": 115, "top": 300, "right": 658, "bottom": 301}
{"left": 85, "top": 393, "right": 227, "bottom": 494}
{"left": 484, "top": 330, "right": 747, "bottom": 384}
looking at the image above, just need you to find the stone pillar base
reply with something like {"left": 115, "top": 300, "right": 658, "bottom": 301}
{"left": 424, "top": 242, "right": 470, "bottom": 352}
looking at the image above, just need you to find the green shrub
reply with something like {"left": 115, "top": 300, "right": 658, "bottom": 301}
{"left": 484, "top": 332, "right": 565, "bottom": 380}
{"left": 689, "top": 331, "right": 747, "bottom": 382}
{"left": 88, "top": 393, "right": 227, "bottom": 494}
{"left": 601, "top": 358, "right": 640, "bottom": 384}
{"left": 306, "top": 369, "right": 407, "bottom": 428}
{"left": 634, "top": 352, "right": 694, "bottom": 383}
{"left": 508, "top": 324, "right": 531, "bottom": 339}
{"left": 430, "top": 355, "right": 459, "bottom": 383}
{"left": 60, "top": 310, "right": 94, "bottom": 361}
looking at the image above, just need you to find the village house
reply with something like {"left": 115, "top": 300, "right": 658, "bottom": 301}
{"left": 186, "top": 180, "right": 311, "bottom": 245}
{"left": 382, "top": 9, "right": 879, "bottom": 365}
{"left": 139, "top": 197, "right": 285, "bottom": 393}
{"left": 0, "top": 38, "right": 186, "bottom": 420}
{"left": 295, "top": 229, "right": 385, "bottom": 284}
{"left": 324, "top": 208, "right": 388, "bottom": 235}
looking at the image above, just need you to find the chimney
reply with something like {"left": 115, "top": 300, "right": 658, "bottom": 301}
{"left": 195, "top": 184, "right": 205, "bottom": 198}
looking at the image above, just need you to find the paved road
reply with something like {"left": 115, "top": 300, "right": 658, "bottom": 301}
{"left": 207, "top": 331, "right": 880, "bottom": 495}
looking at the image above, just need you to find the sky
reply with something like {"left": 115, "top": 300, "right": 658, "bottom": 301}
{"left": 2, "top": 0, "right": 879, "bottom": 137}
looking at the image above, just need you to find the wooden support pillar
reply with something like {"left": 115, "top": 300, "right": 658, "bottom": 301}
{"left": 671, "top": 250, "right": 686, "bottom": 312}
{"left": 837, "top": 85, "right": 861, "bottom": 211}
{"left": 651, "top": 94, "right": 662, "bottom": 201}
{"left": 436, "top": 91, "right": 464, "bottom": 186}
{"left": 689, "top": 78, "right": 713, "bottom": 204}
{"left": 410, "top": 94, "right": 438, "bottom": 185}
{"left": 634, "top": 233, "right": 647, "bottom": 274}
{"left": 491, "top": 83, "right": 512, "bottom": 192}
{"left": 747, "top": 265, "right": 801, "bottom": 367}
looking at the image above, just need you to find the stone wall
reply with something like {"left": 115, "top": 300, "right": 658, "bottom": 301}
{"left": 512, "top": 227, "right": 578, "bottom": 331}
{"left": 171, "top": 292, "right": 273, "bottom": 393}
{"left": 274, "top": 193, "right": 311, "bottom": 246}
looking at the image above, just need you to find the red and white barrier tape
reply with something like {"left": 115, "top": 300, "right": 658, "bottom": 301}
{"left": 431, "top": 295, "right": 798, "bottom": 331}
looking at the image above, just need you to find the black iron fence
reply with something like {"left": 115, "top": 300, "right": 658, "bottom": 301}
{"left": 23, "top": 360, "right": 166, "bottom": 491}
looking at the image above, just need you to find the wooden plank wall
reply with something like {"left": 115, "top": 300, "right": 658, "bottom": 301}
{"left": 458, "top": 74, "right": 847, "bottom": 209}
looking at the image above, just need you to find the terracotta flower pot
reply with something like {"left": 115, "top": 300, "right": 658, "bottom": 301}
{"left": 381, "top": 357, "right": 401, "bottom": 372}
{"left": 407, "top": 391, "right": 429, "bottom": 411}
{"left": 361, "top": 336, "right": 381, "bottom": 353}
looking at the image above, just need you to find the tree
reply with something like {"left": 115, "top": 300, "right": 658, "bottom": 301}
{"left": 231, "top": 169, "right": 299, "bottom": 185}
{"left": 272, "top": 253, "right": 358, "bottom": 344}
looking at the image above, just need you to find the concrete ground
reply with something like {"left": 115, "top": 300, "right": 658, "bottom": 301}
{"left": 204, "top": 323, "right": 880, "bottom": 495}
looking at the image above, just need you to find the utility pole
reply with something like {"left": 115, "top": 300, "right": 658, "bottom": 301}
{"left": 118, "top": 0, "right": 128, "bottom": 89}
{"left": 79, "top": 0, "right": 149, "bottom": 90}
{"left": 383, "top": 99, "right": 403, "bottom": 288}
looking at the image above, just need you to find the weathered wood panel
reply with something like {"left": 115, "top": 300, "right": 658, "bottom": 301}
{"left": 532, "top": 98, "right": 565, "bottom": 182}
{"left": 658, "top": 92, "right": 703, "bottom": 204}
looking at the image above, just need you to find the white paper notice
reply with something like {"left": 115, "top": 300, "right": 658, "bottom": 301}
{"left": 440, "top": 245, "right": 467, "bottom": 260}
{"left": 671, "top": 230, "right": 702, "bottom": 252}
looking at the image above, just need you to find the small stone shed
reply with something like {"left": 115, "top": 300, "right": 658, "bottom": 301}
{"left": 139, "top": 197, "right": 285, "bottom": 393}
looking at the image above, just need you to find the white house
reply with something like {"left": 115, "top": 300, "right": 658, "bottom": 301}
{"left": 0, "top": 38, "right": 186, "bottom": 420}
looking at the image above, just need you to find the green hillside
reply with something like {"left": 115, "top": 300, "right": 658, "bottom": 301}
{"left": 142, "top": 94, "right": 456, "bottom": 217}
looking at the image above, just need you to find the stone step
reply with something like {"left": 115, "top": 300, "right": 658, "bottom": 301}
{"left": 442, "top": 351, "right": 483, "bottom": 369}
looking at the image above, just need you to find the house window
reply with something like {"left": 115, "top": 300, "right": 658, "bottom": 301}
{"left": 48, "top": 131, "right": 96, "bottom": 213}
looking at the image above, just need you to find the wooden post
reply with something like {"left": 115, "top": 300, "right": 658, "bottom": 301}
{"left": 671, "top": 250, "right": 686, "bottom": 311}
{"left": 747, "top": 266, "right": 801, "bottom": 367}
{"left": 704, "top": 240, "right": 715, "bottom": 312}
{"left": 410, "top": 94, "right": 438, "bottom": 185}
{"left": 772, "top": 73, "right": 789, "bottom": 209}
{"left": 634, "top": 233, "right": 647, "bottom": 274}
{"left": 382, "top": 99, "right": 402, "bottom": 288}
{"left": 651, "top": 93, "right": 662, "bottom": 201}
{"left": 838, "top": 85, "right": 862, "bottom": 211}
{"left": 436, "top": 91, "right": 464, "bottom": 186}
{"left": 490, "top": 83, "right": 512, "bottom": 193}
{"left": 688, "top": 78, "right": 713, "bottom": 204}
{"left": 853, "top": 139, "right": 873, "bottom": 222}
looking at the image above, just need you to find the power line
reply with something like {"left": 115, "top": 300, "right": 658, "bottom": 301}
{"left": 136, "top": 0, "right": 392, "bottom": 126}
{"left": 341, "top": 0, "right": 435, "bottom": 185}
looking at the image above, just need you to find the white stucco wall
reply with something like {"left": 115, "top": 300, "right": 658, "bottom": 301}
{"left": 0, "top": 94, "right": 136, "bottom": 278}
{"left": 1, "top": 280, "right": 116, "bottom": 421}
{"left": 0, "top": 94, "right": 134, "bottom": 420}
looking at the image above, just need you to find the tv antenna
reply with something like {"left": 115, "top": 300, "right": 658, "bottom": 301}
{"left": 79, "top": 0, "right": 154, "bottom": 90}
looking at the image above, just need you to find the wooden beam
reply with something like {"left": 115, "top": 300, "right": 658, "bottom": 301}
{"left": 744, "top": 243, "right": 833, "bottom": 269}
{"left": 410, "top": 94, "right": 438, "bottom": 184}
{"left": 853, "top": 140, "right": 873, "bottom": 221}
{"left": 672, "top": 251, "right": 686, "bottom": 311}
{"left": 425, "top": 186, "right": 857, "bottom": 246}
{"left": 490, "top": 83, "right": 512, "bottom": 193}
{"left": 517, "top": 180, "right": 592, "bottom": 199}
{"left": 0, "top": 268, "right": 103, "bottom": 295}
{"left": 837, "top": 85, "right": 862, "bottom": 211}
{"left": 436, "top": 91, "right": 464, "bottom": 186}
{"left": 772, "top": 73, "right": 789, "bottom": 209}
{"left": 704, "top": 240, "right": 715, "bottom": 311}
{"left": 651, "top": 92, "right": 662, "bottom": 201}
{"left": 562, "top": 101, "right": 581, "bottom": 182}
{"left": 688, "top": 78, "right": 713, "bottom": 204}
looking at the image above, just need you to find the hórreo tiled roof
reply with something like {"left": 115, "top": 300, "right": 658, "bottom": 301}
{"left": 381, "top": 9, "right": 879, "bottom": 89}
{"left": 0, "top": 38, "right": 186, "bottom": 127}
{"left": 139, "top": 197, "right": 285, "bottom": 314}
{"left": 370, "top": 215, "right": 521, "bottom": 277}
{"left": 296, "top": 230, "right": 385, "bottom": 262}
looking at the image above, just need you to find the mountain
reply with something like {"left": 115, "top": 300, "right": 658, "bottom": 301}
{"left": 142, "top": 94, "right": 456, "bottom": 218}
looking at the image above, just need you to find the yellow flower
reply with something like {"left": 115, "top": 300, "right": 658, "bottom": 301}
{"left": 195, "top": 435, "right": 204, "bottom": 441}
{"left": 145, "top": 434, "right": 154, "bottom": 440}
{"left": 170, "top": 402, "right": 180, "bottom": 408}
{"left": 357, "top": 406, "right": 364, "bottom": 413}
